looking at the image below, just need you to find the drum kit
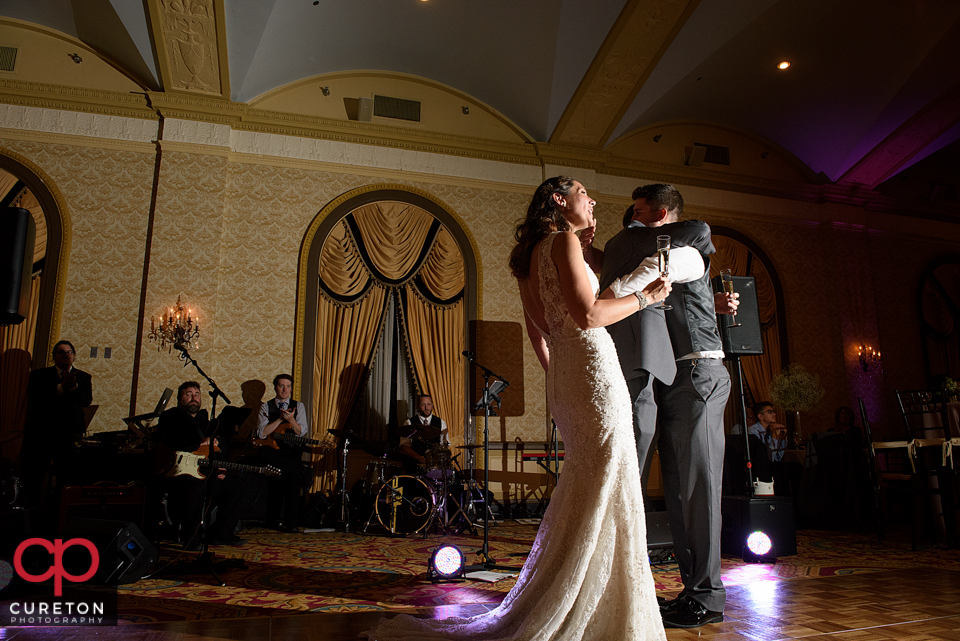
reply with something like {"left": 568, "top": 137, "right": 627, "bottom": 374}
{"left": 327, "top": 428, "right": 493, "bottom": 536}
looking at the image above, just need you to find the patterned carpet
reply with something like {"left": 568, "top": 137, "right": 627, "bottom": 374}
{"left": 115, "top": 521, "right": 960, "bottom": 624}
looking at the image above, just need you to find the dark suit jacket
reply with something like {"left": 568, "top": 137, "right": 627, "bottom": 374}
{"left": 598, "top": 220, "right": 711, "bottom": 385}
{"left": 25, "top": 366, "right": 93, "bottom": 443}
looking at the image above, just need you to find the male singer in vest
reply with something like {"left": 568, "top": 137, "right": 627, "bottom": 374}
{"left": 255, "top": 374, "right": 312, "bottom": 531}
{"left": 596, "top": 184, "right": 731, "bottom": 628}
{"left": 399, "top": 394, "right": 449, "bottom": 470}
{"left": 20, "top": 340, "right": 93, "bottom": 506}
{"left": 155, "top": 381, "right": 246, "bottom": 549}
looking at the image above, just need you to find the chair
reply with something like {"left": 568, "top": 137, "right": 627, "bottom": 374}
{"left": 896, "top": 389, "right": 952, "bottom": 440}
{"left": 859, "top": 398, "right": 919, "bottom": 548}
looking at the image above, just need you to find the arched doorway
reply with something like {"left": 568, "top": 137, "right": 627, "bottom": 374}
{"left": 295, "top": 185, "right": 479, "bottom": 493}
{"left": 918, "top": 255, "right": 960, "bottom": 383}
{"left": 0, "top": 149, "right": 70, "bottom": 462}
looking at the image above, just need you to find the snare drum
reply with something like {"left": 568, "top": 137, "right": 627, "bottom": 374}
{"left": 364, "top": 459, "right": 402, "bottom": 494}
{"left": 375, "top": 475, "right": 436, "bottom": 534}
{"left": 423, "top": 446, "right": 454, "bottom": 481}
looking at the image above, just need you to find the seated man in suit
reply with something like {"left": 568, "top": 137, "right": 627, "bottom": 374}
{"left": 396, "top": 394, "right": 449, "bottom": 475}
{"left": 20, "top": 340, "right": 93, "bottom": 507}
{"left": 254, "top": 374, "right": 312, "bottom": 531}
{"left": 154, "top": 381, "right": 246, "bottom": 549}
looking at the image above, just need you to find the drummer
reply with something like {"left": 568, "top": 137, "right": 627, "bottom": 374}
{"left": 399, "top": 394, "right": 449, "bottom": 472}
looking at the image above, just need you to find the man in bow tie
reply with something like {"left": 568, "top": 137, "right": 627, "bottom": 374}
{"left": 20, "top": 340, "right": 93, "bottom": 507}
{"left": 255, "top": 374, "right": 312, "bottom": 531}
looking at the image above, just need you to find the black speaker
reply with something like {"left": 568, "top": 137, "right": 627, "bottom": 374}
{"left": 64, "top": 518, "right": 158, "bottom": 585}
{"left": 720, "top": 495, "right": 796, "bottom": 556}
{"left": 0, "top": 207, "right": 36, "bottom": 325}
{"left": 713, "top": 274, "right": 763, "bottom": 356}
{"left": 645, "top": 510, "right": 673, "bottom": 549}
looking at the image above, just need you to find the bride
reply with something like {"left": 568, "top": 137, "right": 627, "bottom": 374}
{"left": 363, "top": 176, "right": 670, "bottom": 640}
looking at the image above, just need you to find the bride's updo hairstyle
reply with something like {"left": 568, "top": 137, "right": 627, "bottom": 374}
{"left": 508, "top": 176, "right": 576, "bottom": 280}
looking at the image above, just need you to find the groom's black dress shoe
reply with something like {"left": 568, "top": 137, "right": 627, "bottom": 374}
{"left": 657, "top": 596, "right": 678, "bottom": 611}
{"left": 660, "top": 595, "right": 723, "bottom": 628}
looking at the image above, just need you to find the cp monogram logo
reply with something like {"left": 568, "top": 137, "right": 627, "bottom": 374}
{"left": 14, "top": 538, "right": 100, "bottom": 596}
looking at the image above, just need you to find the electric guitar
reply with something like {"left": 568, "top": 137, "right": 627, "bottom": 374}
{"left": 252, "top": 424, "right": 333, "bottom": 451}
{"left": 166, "top": 447, "right": 281, "bottom": 480}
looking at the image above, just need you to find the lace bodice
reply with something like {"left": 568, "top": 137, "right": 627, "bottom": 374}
{"left": 535, "top": 232, "right": 601, "bottom": 341}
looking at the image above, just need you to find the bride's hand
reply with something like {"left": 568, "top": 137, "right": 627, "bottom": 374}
{"left": 643, "top": 277, "right": 671, "bottom": 304}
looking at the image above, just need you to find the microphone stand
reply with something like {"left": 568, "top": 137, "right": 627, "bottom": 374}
{"left": 463, "top": 351, "right": 521, "bottom": 572}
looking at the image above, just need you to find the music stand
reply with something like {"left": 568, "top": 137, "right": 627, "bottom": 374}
{"left": 123, "top": 388, "right": 173, "bottom": 447}
{"left": 463, "top": 353, "right": 521, "bottom": 571}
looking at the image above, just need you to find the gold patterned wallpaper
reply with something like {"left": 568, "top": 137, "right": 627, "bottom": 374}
{"left": 1, "top": 132, "right": 958, "bottom": 446}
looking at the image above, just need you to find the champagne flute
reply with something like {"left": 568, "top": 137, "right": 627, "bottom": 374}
{"left": 655, "top": 235, "right": 672, "bottom": 310}
{"left": 720, "top": 269, "right": 741, "bottom": 327}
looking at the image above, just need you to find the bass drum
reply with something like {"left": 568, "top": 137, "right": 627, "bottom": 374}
{"left": 375, "top": 475, "right": 436, "bottom": 534}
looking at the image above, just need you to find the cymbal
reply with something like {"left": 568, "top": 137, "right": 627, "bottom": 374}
{"left": 457, "top": 444, "right": 483, "bottom": 449}
{"left": 403, "top": 424, "right": 442, "bottom": 440}
{"left": 359, "top": 439, "right": 403, "bottom": 459}
{"left": 328, "top": 428, "right": 364, "bottom": 442}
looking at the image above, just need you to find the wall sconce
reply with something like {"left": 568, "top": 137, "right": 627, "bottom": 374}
{"left": 858, "top": 344, "right": 881, "bottom": 373}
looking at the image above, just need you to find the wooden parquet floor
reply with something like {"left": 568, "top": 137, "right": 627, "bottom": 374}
{"left": 4, "top": 527, "right": 960, "bottom": 640}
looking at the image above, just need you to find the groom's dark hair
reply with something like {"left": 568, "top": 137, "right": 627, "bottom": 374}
{"left": 632, "top": 183, "right": 684, "bottom": 219}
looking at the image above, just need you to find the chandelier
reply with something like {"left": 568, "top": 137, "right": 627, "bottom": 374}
{"left": 149, "top": 296, "right": 199, "bottom": 352}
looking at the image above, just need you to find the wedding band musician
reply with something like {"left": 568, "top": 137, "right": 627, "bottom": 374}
{"left": 399, "top": 394, "right": 449, "bottom": 468}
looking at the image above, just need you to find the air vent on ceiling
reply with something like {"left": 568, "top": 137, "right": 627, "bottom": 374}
{"left": 693, "top": 142, "right": 730, "bottom": 166}
{"left": 374, "top": 95, "right": 421, "bottom": 122}
{"left": 0, "top": 46, "right": 18, "bottom": 72}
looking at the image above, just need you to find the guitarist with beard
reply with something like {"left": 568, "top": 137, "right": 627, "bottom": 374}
{"left": 155, "top": 381, "right": 247, "bottom": 550}
{"left": 254, "top": 374, "right": 313, "bottom": 532}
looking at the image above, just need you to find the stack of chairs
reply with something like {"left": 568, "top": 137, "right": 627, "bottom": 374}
{"left": 895, "top": 390, "right": 956, "bottom": 547}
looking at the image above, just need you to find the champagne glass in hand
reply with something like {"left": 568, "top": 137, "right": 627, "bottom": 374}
{"left": 655, "top": 235, "right": 672, "bottom": 310}
{"left": 720, "top": 269, "right": 741, "bottom": 327}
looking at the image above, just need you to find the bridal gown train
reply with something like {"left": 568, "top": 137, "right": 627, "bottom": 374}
{"left": 363, "top": 232, "right": 666, "bottom": 641}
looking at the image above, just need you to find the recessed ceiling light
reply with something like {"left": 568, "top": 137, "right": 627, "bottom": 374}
{"left": 777, "top": 61, "right": 791, "bottom": 70}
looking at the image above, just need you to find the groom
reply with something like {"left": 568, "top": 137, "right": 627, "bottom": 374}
{"left": 592, "top": 184, "right": 732, "bottom": 628}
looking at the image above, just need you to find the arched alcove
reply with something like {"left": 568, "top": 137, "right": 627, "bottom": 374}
{"left": 918, "top": 255, "right": 960, "bottom": 383}
{"left": 295, "top": 185, "right": 480, "bottom": 492}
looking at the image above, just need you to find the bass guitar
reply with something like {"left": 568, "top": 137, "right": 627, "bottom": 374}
{"left": 166, "top": 447, "right": 281, "bottom": 480}
{"left": 252, "top": 424, "right": 333, "bottom": 451}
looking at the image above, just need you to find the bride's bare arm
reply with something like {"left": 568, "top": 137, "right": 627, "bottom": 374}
{"left": 553, "top": 231, "right": 668, "bottom": 330}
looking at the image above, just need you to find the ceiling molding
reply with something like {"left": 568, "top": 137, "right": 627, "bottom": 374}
{"left": 839, "top": 78, "right": 960, "bottom": 188}
{"left": 549, "top": 0, "right": 700, "bottom": 149}
{"left": 0, "top": 80, "right": 154, "bottom": 120}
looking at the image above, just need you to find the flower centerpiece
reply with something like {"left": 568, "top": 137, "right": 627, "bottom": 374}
{"left": 769, "top": 364, "right": 825, "bottom": 447}
{"left": 944, "top": 377, "right": 958, "bottom": 403}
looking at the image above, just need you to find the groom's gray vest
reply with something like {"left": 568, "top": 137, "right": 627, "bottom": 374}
{"left": 598, "top": 219, "right": 717, "bottom": 384}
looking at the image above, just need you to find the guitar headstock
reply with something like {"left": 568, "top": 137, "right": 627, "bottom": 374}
{"left": 265, "top": 465, "right": 282, "bottom": 478}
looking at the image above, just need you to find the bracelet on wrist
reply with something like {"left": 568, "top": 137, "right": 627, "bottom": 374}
{"left": 633, "top": 290, "right": 647, "bottom": 310}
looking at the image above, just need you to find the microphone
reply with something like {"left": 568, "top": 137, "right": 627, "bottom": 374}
{"left": 462, "top": 350, "right": 474, "bottom": 360}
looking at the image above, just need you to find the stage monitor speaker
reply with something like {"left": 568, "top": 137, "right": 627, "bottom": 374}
{"left": 63, "top": 518, "right": 158, "bottom": 585}
{"left": 713, "top": 274, "right": 763, "bottom": 356}
{"left": 721, "top": 495, "right": 796, "bottom": 556}
{"left": 645, "top": 510, "right": 673, "bottom": 549}
{"left": 0, "top": 207, "right": 36, "bottom": 325}
{"left": 469, "top": 320, "right": 524, "bottom": 417}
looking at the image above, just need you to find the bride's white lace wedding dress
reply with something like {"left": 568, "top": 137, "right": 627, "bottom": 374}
{"left": 363, "top": 233, "right": 666, "bottom": 640}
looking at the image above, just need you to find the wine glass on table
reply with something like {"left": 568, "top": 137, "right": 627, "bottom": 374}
{"left": 655, "top": 235, "right": 672, "bottom": 310}
{"left": 720, "top": 269, "right": 741, "bottom": 327}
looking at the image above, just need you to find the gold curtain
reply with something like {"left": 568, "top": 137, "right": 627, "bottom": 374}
{"left": 311, "top": 201, "right": 466, "bottom": 493}
{"left": 711, "top": 236, "right": 781, "bottom": 410}
{"left": 401, "top": 287, "right": 465, "bottom": 445}
{"left": 0, "top": 275, "right": 41, "bottom": 462}
{"left": 311, "top": 285, "right": 388, "bottom": 493}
